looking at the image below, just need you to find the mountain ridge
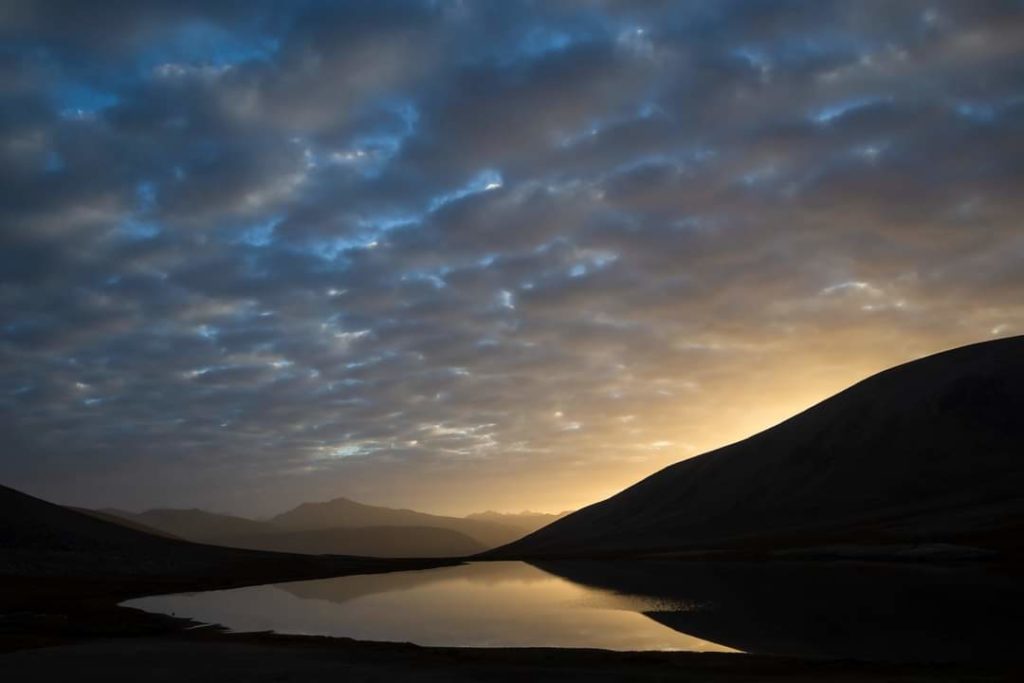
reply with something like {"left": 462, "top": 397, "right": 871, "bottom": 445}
{"left": 94, "top": 497, "right": 540, "bottom": 556}
{"left": 0, "top": 483, "right": 421, "bottom": 580}
{"left": 270, "top": 496, "right": 526, "bottom": 549}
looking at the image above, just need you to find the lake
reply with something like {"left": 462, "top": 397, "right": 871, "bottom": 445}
{"left": 124, "top": 560, "right": 1024, "bottom": 661}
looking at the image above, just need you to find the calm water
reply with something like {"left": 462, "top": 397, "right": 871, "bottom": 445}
{"left": 124, "top": 560, "right": 1024, "bottom": 660}
{"left": 127, "top": 562, "right": 733, "bottom": 651}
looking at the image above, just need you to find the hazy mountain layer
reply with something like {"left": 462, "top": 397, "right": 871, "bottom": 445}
{"left": 72, "top": 507, "right": 182, "bottom": 539}
{"left": 270, "top": 497, "right": 525, "bottom": 548}
{"left": 97, "top": 500, "right": 519, "bottom": 557}
{"left": 99, "top": 507, "right": 268, "bottom": 542}
{"left": 465, "top": 511, "right": 571, "bottom": 535}
{"left": 210, "top": 526, "right": 485, "bottom": 558}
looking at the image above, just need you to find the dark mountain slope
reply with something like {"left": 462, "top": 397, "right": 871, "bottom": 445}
{"left": 492, "top": 336, "right": 1024, "bottom": 558}
{"left": 272, "top": 497, "right": 524, "bottom": 548}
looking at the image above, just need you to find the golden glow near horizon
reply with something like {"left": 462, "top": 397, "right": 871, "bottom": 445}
{"left": 340, "top": 332, "right": 1012, "bottom": 518}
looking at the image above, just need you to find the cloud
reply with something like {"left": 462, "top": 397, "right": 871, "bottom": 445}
{"left": 2, "top": 0, "right": 1023, "bottom": 515}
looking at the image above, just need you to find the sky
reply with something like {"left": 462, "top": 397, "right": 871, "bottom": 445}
{"left": 2, "top": 1, "right": 1023, "bottom": 517}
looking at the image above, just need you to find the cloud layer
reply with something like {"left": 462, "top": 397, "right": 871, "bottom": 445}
{"left": 2, "top": 1, "right": 1023, "bottom": 514}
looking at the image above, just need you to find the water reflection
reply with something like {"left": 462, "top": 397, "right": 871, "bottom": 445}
{"left": 125, "top": 560, "right": 1024, "bottom": 660}
{"left": 126, "top": 561, "right": 734, "bottom": 651}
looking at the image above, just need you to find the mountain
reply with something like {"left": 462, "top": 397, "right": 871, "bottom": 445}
{"left": 492, "top": 336, "right": 1024, "bottom": 559}
{"left": 98, "top": 504, "right": 490, "bottom": 557}
{"left": 214, "top": 526, "right": 485, "bottom": 558}
{"left": 95, "top": 503, "right": 578, "bottom": 556}
{"left": 465, "top": 510, "right": 571, "bottom": 535}
{"left": 272, "top": 497, "right": 525, "bottom": 548}
{"left": 0, "top": 484, "right": 404, "bottom": 580}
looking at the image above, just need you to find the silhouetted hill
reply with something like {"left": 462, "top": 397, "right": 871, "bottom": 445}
{"left": 465, "top": 510, "right": 571, "bottom": 535}
{"left": 213, "top": 526, "right": 485, "bottom": 557}
{"left": 272, "top": 497, "right": 524, "bottom": 548}
{"left": 493, "top": 336, "right": 1024, "bottom": 559}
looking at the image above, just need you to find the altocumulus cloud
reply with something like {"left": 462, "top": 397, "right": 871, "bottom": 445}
{"left": 1, "top": 0, "right": 1023, "bottom": 515}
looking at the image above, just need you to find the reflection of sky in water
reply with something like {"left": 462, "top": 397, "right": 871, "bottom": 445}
{"left": 125, "top": 561, "right": 735, "bottom": 651}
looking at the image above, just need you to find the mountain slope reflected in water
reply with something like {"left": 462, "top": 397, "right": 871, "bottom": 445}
{"left": 534, "top": 560, "right": 1024, "bottom": 662}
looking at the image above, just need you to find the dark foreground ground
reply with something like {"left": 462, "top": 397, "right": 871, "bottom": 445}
{"left": 1, "top": 572, "right": 1021, "bottom": 682}
{"left": 5, "top": 633, "right": 1023, "bottom": 682}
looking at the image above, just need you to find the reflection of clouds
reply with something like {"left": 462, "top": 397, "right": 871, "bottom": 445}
{"left": 3, "top": 1, "right": 1024, "bottom": 515}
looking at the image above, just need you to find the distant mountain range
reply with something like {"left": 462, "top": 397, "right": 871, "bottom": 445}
{"left": 94, "top": 498, "right": 566, "bottom": 558}
{"left": 0, "top": 484, "right": 425, "bottom": 581}
{"left": 269, "top": 497, "right": 541, "bottom": 549}
{"left": 492, "top": 336, "right": 1024, "bottom": 560}
{"left": 465, "top": 510, "right": 571, "bottom": 534}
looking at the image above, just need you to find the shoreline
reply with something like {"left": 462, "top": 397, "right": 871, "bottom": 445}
{"left": 3, "top": 622, "right": 1020, "bottom": 682}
